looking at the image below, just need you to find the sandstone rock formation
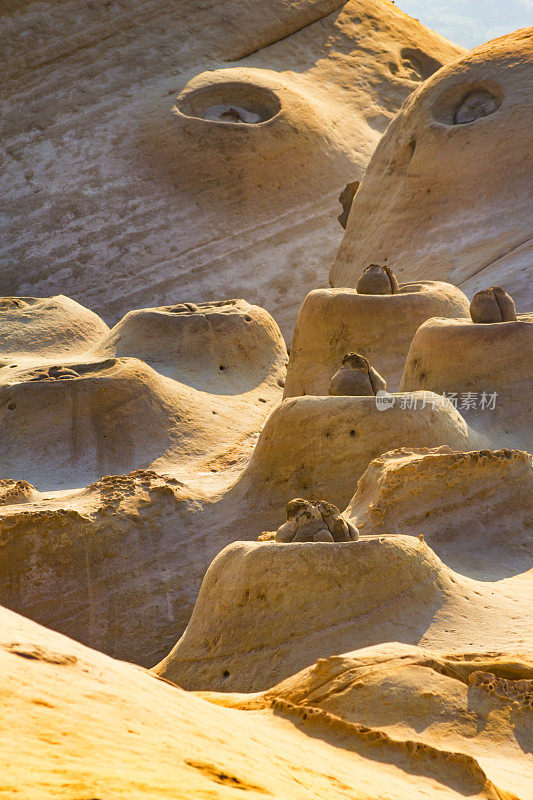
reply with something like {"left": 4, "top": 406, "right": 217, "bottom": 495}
{"left": 2, "top": 357, "right": 182, "bottom": 488}
{"left": 154, "top": 535, "right": 530, "bottom": 692}
{"left": 101, "top": 298, "right": 287, "bottom": 391}
{"left": 275, "top": 498, "right": 358, "bottom": 542}
{"left": 470, "top": 287, "right": 518, "bottom": 323}
{"left": 2, "top": 0, "right": 463, "bottom": 339}
{"left": 399, "top": 314, "right": 533, "bottom": 449}
{"left": 241, "top": 393, "right": 473, "bottom": 511}
{"left": 345, "top": 446, "right": 533, "bottom": 577}
{"left": 0, "top": 280, "right": 527, "bottom": 668}
{"left": 236, "top": 643, "right": 533, "bottom": 799}
{"left": 0, "top": 295, "right": 109, "bottom": 361}
{"left": 328, "top": 353, "right": 387, "bottom": 396}
{"left": 0, "top": 470, "right": 210, "bottom": 666}
{"left": 0, "top": 378, "right": 473, "bottom": 664}
{"left": 0, "top": 296, "right": 287, "bottom": 489}
{"left": 5, "top": 604, "right": 530, "bottom": 799}
{"left": 331, "top": 29, "right": 533, "bottom": 310}
{"left": 0, "top": 293, "right": 289, "bottom": 662}
{"left": 1, "top": 5, "right": 532, "bottom": 798}
{"left": 283, "top": 281, "right": 470, "bottom": 395}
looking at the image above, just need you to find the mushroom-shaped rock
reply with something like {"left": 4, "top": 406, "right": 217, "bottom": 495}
{"left": 275, "top": 498, "right": 359, "bottom": 543}
{"left": 328, "top": 353, "right": 386, "bottom": 396}
{"left": 356, "top": 264, "right": 399, "bottom": 295}
{"left": 245, "top": 394, "right": 472, "bottom": 511}
{"left": 283, "top": 282, "right": 469, "bottom": 397}
{"left": 399, "top": 315, "right": 533, "bottom": 448}
{"left": 153, "top": 536, "right": 519, "bottom": 692}
{"left": 470, "top": 287, "right": 517, "bottom": 323}
{"left": 316, "top": 500, "right": 359, "bottom": 541}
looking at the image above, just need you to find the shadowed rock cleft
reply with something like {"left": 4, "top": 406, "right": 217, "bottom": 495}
{"left": 338, "top": 180, "right": 360, "bottom": 229}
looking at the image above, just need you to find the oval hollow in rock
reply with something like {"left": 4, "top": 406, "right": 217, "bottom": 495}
{"left": 455, "top": 90, "right": 500, "bottom": 125}
{"left": 176, "top": 82, "right": 281, "bottom": 125}
{"left": 399, "top": 47, "right": 443, "bottom": 81}
{"left": 432, "top": 81, "right": 503, "bottom": 125}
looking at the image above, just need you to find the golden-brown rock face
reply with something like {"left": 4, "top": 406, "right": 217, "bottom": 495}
{"left": 328, "top": 353, "right": 387, "bottom": 397}
{"left": 101, "top": 298, "right": 287, "bottom": 390}
{"left": 346, "top": 446, "right": 533, "bottom": 576}
{"left": 0, "top": 295, "right": 109, "bottom": 359}
{"left": 1, "top": 4, "right": 532, "bottom": 799}
{"left": 0, "top": 294, "right": 289, "bottom": 665}
{"left": 1, "top": 0, "right": 463, "bottom": 339}
{"left": 284, "top": 281, "right": 469, "bottom": 395}
{"left": 399, "top": 314, "right": 533, "bottom": 449}
{"left": 331, "top": 30, "right": 533, "bottom": 310}
{"left": 4, "top": 605, "right": 531, "bottom": 799}
{"left": 470, "top": 287, "right": 517, "bottom": 323}
{"left": 154, "top": 531, "right": 531, "bottom": 692}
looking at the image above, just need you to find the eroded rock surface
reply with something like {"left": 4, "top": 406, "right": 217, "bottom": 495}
{"left": 328, "top": 353, "right": 387, "bottom": 397}
{"left": 0, "top": 295, "right": 109, "bottom": 359}
{"left": 399, "top": 314, "right": 533, "bottom": 448}
{"left": 470, "top": 286, "right": 517, "bottom": 323}
{"left": 1, "top": 0, "right": 463, "bottom": 339}
{"left": 331, "top": 30, "right": 533, "bottom": 310}
{"left": 283, "top": 282, "right": 469, "bottom": 396}
{"left": 346, "top": 446, "right": 533, "bottom": 578}
{"left": 0, "top": 8, "right": 531, "bottom": 798}
{"left": 275, "top": 498, "right": 358, "bottom": 542}
{"left": 154, "top": 536, "right": 530, "bottom": 692}
{"left": 4, "top": 605, "right": 529, "bottom": 800}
